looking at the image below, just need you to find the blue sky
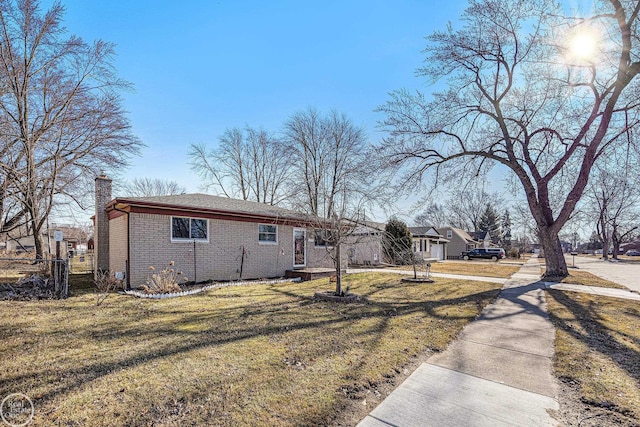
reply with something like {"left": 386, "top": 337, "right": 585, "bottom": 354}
{"left": 51, "top": 0, "right": 468, "bottom": 221}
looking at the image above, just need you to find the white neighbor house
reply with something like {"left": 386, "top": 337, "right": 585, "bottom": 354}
{"left": 408, "top": 227, "right": 449, "bottom": 261}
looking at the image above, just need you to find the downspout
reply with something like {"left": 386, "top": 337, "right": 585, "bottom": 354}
{"left": 112, "top": 206, "right": 131, "bottom": 290}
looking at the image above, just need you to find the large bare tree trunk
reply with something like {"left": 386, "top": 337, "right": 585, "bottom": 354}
{"left": 33, "top": 230, "right": 44, "bottom": 260}
{"left": 538, "top": 226, "right": 567, "bottom": 278}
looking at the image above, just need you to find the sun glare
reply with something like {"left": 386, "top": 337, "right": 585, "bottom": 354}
{"left": 571, "top": 33, "right": 596, "bottom": 58}
{"left": 567, "top": 29, "right": 599, "bottom": 62}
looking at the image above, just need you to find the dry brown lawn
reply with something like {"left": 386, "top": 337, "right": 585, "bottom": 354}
{"left": 430, "top": 261, "right": 521, "bottom": 278}
{"left": 546, "top": 290, "right": 640, "bottom": 425}
{"left": 0, "top": 272, "right": 502, "bottom": 426}
{"left": 543, "top": 268, "right": 627, "bottom": 289}
{"left": 390, "top": 261, "right": 521, "bottom": 278}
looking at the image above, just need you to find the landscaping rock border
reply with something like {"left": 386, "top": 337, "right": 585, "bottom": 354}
{"left": 313, "top": 290, "right": 360, "bottom": 303}
{"left": 124, "top": 277, "right": 302, "bottom": 299}
{"left": 401, "top": 277, "right": 434, "bottom": 283}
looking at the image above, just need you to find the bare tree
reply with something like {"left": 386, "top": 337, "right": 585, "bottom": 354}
{"left": 376, "top": 0, "right": 640, "bottom": 277}
{"left": 189, "top": 126, "right": 290, "bottom": 205}
{"left": 284, "top": 108, "right": 372, "bottom": 218}
{"left": 306, "top": 194, "right": 372, "bottom": 297}
{"left": 0, "top": 0, "right": 141, "bottom": 257}
{"left": 587, "top": 166, "right": 640, "bottom": 259}
{"left": 414, "top": 202, "right": 448, "bottom": 228}
{"left": 413, "top": 188, "right": 502, "bottom": 230}
{"left": 122, "top": 178, "right": 186, "bottom": 197}
{"left": 448, "top": 188, "right": 503, "bottom": 232}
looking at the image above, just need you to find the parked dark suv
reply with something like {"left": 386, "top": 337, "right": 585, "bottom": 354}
{"left": 461, "top": 248, "right": 505, "bottom": 261}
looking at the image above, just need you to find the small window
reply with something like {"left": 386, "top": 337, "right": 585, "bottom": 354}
{"left": 446, "top": 230, "right": 452, "bottom": 239}
{"left": 172, "top": 217, "right": 208, "bottom": 241}
{"left": 314, "top": 230, "right": 334, "bottom": 247}
{"left": 259, "top": 224, "right": 277, "bottom": 243}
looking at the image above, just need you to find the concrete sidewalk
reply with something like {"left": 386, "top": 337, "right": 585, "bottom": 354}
{"left": 357, "top": 256, "right": 559, "bottom": 427}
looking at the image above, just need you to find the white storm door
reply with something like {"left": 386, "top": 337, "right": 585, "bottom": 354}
{"left": 293, "top": 228, "right": 306, "bottom": 267}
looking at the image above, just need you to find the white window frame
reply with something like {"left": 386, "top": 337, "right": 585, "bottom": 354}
{"left": 258, "top": 224, "right": 278, "bottom": 244}
{"left": 447, "top": 230, "right": 453, "bottom": 239}
{"left": 170, "top": 216, "right": 209, "bottom": 243}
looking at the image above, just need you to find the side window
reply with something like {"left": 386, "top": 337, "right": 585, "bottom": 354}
{"left": 259, "top": 224, "right": 277, "bottom": 243}
{"left": 314, "top": 230, "right": 334, "bottom": 247}
{"left": 171, "top": 217, "right": 208, "bottom": 241}
{"left": 172, "top": 217, "right": 190, "bottom": 239}
{"left": 191, "top": 219, "right": 208, "bottom": 239}
{"left": 447, "top": 230, "right": 452, "bottom": 239}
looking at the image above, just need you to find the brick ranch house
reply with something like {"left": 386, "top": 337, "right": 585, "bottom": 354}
{"left": 93, "top": 175, "right": 342, "bottom": 288}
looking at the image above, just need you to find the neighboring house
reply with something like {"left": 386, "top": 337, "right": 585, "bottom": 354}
{"left": 345, "top": 221, "right": 385, "bottom": 266}
{"left": 470, "top": 231, "right": 492, "bottom": 248}
{"left": 437, "top": 227, "right": 479, "bottom": 259}
{"left": 5, "top": 235, "right": 36, "bottom": 254}
{"left": 559, "top": 240, "right": 572, "bottom": 253}
{"left": 93, "top": 175, "right": 342, "bottom": 288}
{"left": 44, "top": 225, "right": 91, "bottom": 255}
{"left": 408, "top": 226, "right": 449, "bottom": 261}
{"left": 620, "top": 240, "right": 640, "bottom": 253}
{"left": 3, "top": 225, "right": 89, "bottom": 257}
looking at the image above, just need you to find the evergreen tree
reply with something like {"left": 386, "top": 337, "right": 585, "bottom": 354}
{"left": 501, "top": 210, "right": 512, "bottom": 249}
{"left": 478, "top": 204, "right": 500, "bottom": 243}
{"left": 383, "top": 217, "right": 413, "bottom": 264}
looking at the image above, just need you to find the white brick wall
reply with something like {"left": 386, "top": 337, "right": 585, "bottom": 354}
{"left": 120, "top": 213, "right": 339, "bottom": 287}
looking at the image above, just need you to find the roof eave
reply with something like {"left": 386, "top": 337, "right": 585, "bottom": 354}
{"left": 107, "top": 197, "right": 311, "bottom": 224}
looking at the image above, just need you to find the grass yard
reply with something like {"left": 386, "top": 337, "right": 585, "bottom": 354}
{"left": 543, "top": 269, "right": 626, "bottom": 289}
{"left": 546, "top": 290, "right": 640, "bottom": 425}
{"left": 0, "top": 272, "right": 502, "bottom": 426}
{"left": 390, "top": 261, "right": 521, "bottom": 278}
{"left": 430, "top": 261, "right": 521, "bottom": 278}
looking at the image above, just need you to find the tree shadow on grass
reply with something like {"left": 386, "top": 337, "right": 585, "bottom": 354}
{"left": 546, "top": 289, "right": 640, "bottom": 385}
{"left": 0, "top": 276, "right": 501, "bottom": 426}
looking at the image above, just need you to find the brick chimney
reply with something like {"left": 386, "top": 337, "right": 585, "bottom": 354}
{"left": 95, "top": 174, "right": 112, "bottom": 276}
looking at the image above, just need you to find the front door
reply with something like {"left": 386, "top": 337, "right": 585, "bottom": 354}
{"left": 432, "top": 243, "right": 442, "bottom": 260}
{"left": 293, "top": 228, "right": 306, "bottom": 267}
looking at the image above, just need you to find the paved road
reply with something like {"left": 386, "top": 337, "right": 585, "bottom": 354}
{"left": 566, "top": 254, "right": 640, "bottom": 292}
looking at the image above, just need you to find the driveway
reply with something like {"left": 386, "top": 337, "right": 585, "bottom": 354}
{"left": 566, "top": 254, "right": 640, "bottom": 292}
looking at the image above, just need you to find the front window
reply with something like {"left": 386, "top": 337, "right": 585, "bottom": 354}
{"left": 259, "top": 224, "right": 277, "bottom": 243}
{"left": 172, "top": 217, "right": 208, "bottom": 241}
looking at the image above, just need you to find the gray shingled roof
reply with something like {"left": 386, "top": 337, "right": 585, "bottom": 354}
{"left": 409, "top": 226, "right": 442, "bottom": 237}
{"left": 437, "top": 227, "right": 477, "bottom": 243}
{"left": 116, "top": 193, "right": 307, "bottom": 220}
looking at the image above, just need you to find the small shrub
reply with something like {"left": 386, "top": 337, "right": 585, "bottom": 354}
{"left": 141, "top": 261, "right": 186, "bottom": 294}
{"left": 508, "top": 248, "right": 520, "bottom": 259}
{"left": 94, "top": 271, "right": 123, "bottom": 305}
